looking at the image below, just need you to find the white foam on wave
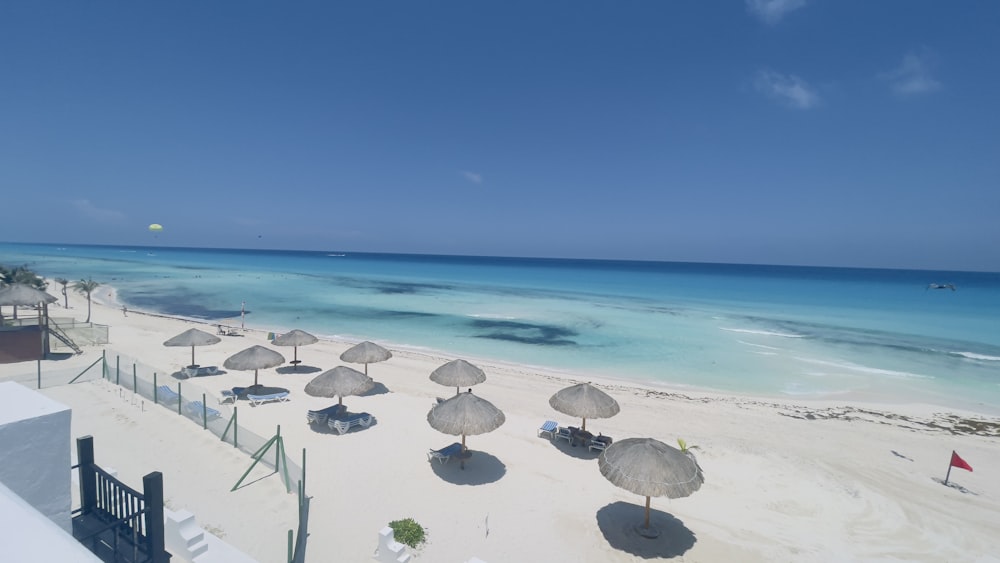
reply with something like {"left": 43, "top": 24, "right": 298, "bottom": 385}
{"left": 721, "top": 327, "right": 805, "bottom": 338}
{"left": 737, "top": 340, "right": 782, "bottom": 351}
{"left": 795, "top": 357, "right": 931, "bottom": 380}
{"left": 467, "top": 313, "right": 519, "bottom": 320}
{"left": 953, "top": 351, "right": 1000, "bottom": 362}
{"left": 752, "top": 351, "right": 778, "bottom": 356}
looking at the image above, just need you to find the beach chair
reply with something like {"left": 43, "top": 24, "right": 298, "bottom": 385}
{"left": 218, "top": 386, "right": 246, "bottom": 405}
{"left": 185, "top": 401, "right": 221, "bottom": 420}
{"left": 588, "top": 435, "right": 613, "bottom": 453}
{"left": 157, "top": 385, "right": 180, "bottom": 405}
{"left": 553, "top": 426, "right": 574, "bottom": 444}
{"left": 538, "top": 420, "right": 559, "bottom": 439}
{"left": 182, "top": 365, "right": 220, "bottom": 378}
{"left": 427, "top": 442, "right": 463, "bottom": 465}
{"left": 247, "top": 391, "right": 290, "bottom": 406}
{"left": 327, "top": 412, "right": 375, "bottom": 435}
{"left": 306, "top": 404, "right": 347, "bottom": 425}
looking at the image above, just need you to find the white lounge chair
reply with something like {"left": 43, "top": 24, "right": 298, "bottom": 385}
{"left": 553, "top": 426, "right": 573, "bottom": 444}
{"left": 182, "top": 365, "right": 219, "bottom": 378}
{"left": 588, "top": 435, "right": 613, "bottom": 453}
{"left": 218, "top": 386, "right": 246, "bottom": 405}
{"left": 247, "top": 391, "right": 290, "bottom": 406}
{"left": 327, "top": 412, "right": 374, "bottom": 435}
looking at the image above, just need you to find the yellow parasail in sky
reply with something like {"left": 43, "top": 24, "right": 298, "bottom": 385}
{"left": 148, "top": 223, "right": 163, "bottom": 232}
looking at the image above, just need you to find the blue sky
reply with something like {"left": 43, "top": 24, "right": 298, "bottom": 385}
{"left": 1, "top": 1, "right": 998, "bottom": 271}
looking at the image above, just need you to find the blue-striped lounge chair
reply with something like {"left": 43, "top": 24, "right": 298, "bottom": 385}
{"left": 157, "top": 385, "right": 180, "bottom": 404}
{"left": 427, "top": 442, "right": 463, "bottom": 464}
{"left": 186, "top": 401, "right": 222, "bottom": 420}
{"left": 538, "top": 420, "right": 559, "bottom": 439}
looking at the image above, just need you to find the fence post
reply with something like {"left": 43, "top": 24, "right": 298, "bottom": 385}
{"left": 177, "top": 383, "right": 182, "bottom": 415}
{"left": 276, "top": 425, "right": 282, "bottom": 468}
{"left": 37, "top": 359, "right": 41, "bottom": 389}
{"left": 133, "top": 363, "right": 137, "bottom": 393}
{"left": 116, "top": 355, "right": 120, "bottom": 385}
{"left": 76, "top": 436, "right": 96, "bottom": 514}
{"left": 153, "top": 373, "right": 158, "bottom": 404}
{"left": 143, "top": 471, "right": 169, "bottom": 563}
{"left": 288, "top": 529, "right": 293, "bottom": 563}
{"left": 102, "top": 349, "right": 107, "bottom": 380}
{"left": 202, "top": 393, "right": 208, "bottom": 429}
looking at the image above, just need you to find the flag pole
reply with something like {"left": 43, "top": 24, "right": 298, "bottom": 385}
{"left": 944, "top": 459, "right": 952, "bottom": 485}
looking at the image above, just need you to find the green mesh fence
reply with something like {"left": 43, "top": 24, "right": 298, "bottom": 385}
{"left": 105, "top": 348, "right": 303, "bottom": 489}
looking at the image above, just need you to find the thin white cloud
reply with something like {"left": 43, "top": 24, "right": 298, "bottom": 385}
{"left": 746, "top": 0, "right": 806, "bottom": 25}
{"left": 880, "top": 51, "right": 941, "bottom": 95}
{"left": 461, "top": 170, "right": 483, "bottom": 184}
{"left": 71, "top": 199, "right": 125, "bottom": 222}
{"left": 754, "top": 70, "right": 821, "bottom": 109}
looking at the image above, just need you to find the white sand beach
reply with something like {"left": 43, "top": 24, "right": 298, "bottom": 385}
{"left": 3, "top": 286, "right": 1000, "bottom": 562}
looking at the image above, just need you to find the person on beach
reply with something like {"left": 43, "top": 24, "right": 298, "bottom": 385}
{"left": 122, "top": 305, "right": 127, "bottom": 317}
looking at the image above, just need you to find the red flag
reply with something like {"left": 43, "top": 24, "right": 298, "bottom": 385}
{"left": 950, "top": 451, "right": 973, "bottom": 472}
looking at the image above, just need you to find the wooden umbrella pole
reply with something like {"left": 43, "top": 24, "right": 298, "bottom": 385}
{"left": 582, "top": 417, "right": 587, "bottom": 432}
{"left": 191, "top": 346, "right": 195, "bottom": 367}
{"left": 644, "top": 496, "right": 651, "bottom": 529}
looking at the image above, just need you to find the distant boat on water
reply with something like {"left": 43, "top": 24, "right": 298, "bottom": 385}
{"left": 927, "top": 283, "right": 956, "bottom": 291}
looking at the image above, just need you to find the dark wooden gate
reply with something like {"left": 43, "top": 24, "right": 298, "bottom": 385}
{"left": 72, "top": 436, "right": 171, "bottom": 563}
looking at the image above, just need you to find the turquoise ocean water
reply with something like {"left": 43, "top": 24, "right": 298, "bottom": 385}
{"left": 3, "top": 242, "right": 999, "bottom": 412}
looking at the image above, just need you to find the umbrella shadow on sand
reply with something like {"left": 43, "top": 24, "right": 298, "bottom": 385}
{"left": 169, "top": 369, "right": 230, "bottom": 380}
{"left": 547, "top": 437, "right": 601, "bottom": 460}
{"left": 429, "top": 451, "right": 506, "bottom": 485}
{"left": 596, "top": 502, "right": 696, "bottom": 558}
{"left": 359, "top": 382, "right": 390, "bottom": 397}
{"left": 276, "top": 365, "right": 322, "bottom": 375}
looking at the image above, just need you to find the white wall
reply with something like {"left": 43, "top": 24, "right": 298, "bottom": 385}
{"left": 0, "top": 481, "right": 101, "bottom": 562}
{"left": 0, "top": 381, "right": 72, "bottom": 532}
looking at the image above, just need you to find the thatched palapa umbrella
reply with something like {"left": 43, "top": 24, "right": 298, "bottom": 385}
{"left": 0, "top": 283, "right": 57, "bottom": 321}
{"left": 271, "top": 329, "right": 318, "bottom": 371}
{"left": 223, "top": 345, "right": 285, "bottom": 387}
{"left": 304, "top": 366, "right": 374, "bottom": 406}
{"left": 598, "top": 438, "right": 704, "bottom": 537}
{"left": 549, "top": 382, "right": 620, "bottom": 431}
{"left": 427, "top": 390, "right": 505, "bottom": 469}
{"left": 340, "top": 341, "right": 392, "bottom": 376}
{"left": 430, "top": 359, "right": 486, "bottom": 396}
{"left": 163, "top": 328, "right": 221, "bottom": 368}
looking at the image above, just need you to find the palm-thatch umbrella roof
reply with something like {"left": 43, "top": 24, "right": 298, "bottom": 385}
{"left": 304, "top": 366, "right": 374, "bottom": 405}
{"left": 427, "top": 390, "right": 505, "bottom": 469}
{"left": 163, "top": 328, "right": 221, "bottom": 368}
{"left": 271, "top": 329, "right": 319, "bottom": 370}
{"left": 0, "top": 284, "right": 58, "bottom": 306}
{"left": 430, "top": 359, "right": 486, "bottom": 395}
{"left": 549, "top": 382, "right": 620, "bottom": 431}
{"left": 0, "top": 283, "right": 57, "bottom": 323}
{"left": 339, "top": 341, "right": 392, "bottom": 376}
{"left": 223, "top": 345, "right": 285, "bottom": 387}
{"left": 598, "top": 438, "right": 704, "bottom": 536}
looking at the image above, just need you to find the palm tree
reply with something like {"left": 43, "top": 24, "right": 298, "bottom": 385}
{"left": 55, "top": 278, "right": 70, "bottom": 308}
{"left": 72, "top": 278, "right": 100, "bottom": 323}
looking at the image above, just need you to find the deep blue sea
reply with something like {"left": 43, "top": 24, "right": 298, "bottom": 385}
{"left": 4, "top": 242, "right": 999, "bottom": 412}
